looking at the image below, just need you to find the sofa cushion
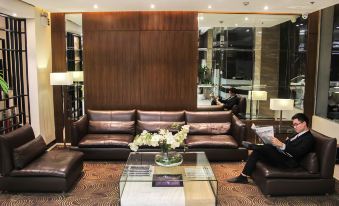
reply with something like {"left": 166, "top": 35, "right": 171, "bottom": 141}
{"left": 188, "top": 123, "right": 231, "bottom": 135}
{"left": 10, "top": 150, "right": 83, "bottom": 178}
{"left": 254, "top": 161, "right": 321, "bottom": 179}
{"left": 13, "top": 135, "right": 46, "bottom": 169}
{"left": 88, "top": 121, "right": 135, "bottom": 134}
{"left": 137, "top": 121, "right": 185, "bottom": 133}
{"left": 185, "top": 134, "right": 238, "bottom": 148}
{"left": 88, "top": 109, "right": 136, "bottom": 121}
{"left": 78, "top": 134, "right": 134, "bottom": 148}
{"left": 137, "top": 110, "right": 185, "bottom": 122}
{"left": 299, "top": 152, "right": 319, "bottom": 174}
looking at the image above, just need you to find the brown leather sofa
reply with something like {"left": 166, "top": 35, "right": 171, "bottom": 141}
{"left": 0, "top": 125, "right": 84, "bottom": 192}
{"left": 71, "top": 110, "right": 248, "bottom": 161}
{"left": 252, "top": 129, "right": 337, "bottom": 196}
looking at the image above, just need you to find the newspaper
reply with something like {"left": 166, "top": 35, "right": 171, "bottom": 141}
{"left": 251, "top": 124, "right": 274, "bottom": 144}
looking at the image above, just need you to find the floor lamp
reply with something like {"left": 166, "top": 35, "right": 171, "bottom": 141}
{"left": 50, "top": 72, "right": 73, "bottom": 148}
{"left": 248, "top": 91, "right": 267, "bottom": 118}
{"left": 269, "top": 98, "right": 294, "bottom": 129}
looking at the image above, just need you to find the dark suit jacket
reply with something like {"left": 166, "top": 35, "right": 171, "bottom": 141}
{"left": 284, "top": 131, "right": 314, "bottom": 161}
{"left": 220, "top": 95, "right": 239, "bottom": 110}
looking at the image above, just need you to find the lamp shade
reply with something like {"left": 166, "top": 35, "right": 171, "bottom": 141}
{"left": 270, "top": 98, "right": 294, "bottom": 110}
{"left": 69, "top": 71, "right": 84, "bottom": 82}
{"left": 50, "top": 72, "right": 73, "bottom": 85}
{"left": 248, "top": 91, "right": 267, "bottom": 101}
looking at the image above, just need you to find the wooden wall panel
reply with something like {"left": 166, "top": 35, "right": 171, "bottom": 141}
{"left": 83, "top": 12, "right": 140, "bottom": 31}
{"left": 139, "top": 31, "right": 197, "bottom": 110}
{"left": 84, "top": 31, "right": 141, "bottom": 109}
{"left": 83, "top": 11, "right": 198, "bottom": 111}
{"left": 51, "top": 13, "right": 67, "bottom": 143}
{"left": 140, "top": 11, "right": 197, "bottom": 31}
{"left": 304, "top": 11, "right": 320, "bottom": 126}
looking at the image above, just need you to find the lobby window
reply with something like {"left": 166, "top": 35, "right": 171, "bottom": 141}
{"left": 0, "top": 13, "right": 30, "bottom": 133}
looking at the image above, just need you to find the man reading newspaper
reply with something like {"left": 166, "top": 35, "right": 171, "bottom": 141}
{"left": 227, "top": 113, "right": 314, "bottom": 184}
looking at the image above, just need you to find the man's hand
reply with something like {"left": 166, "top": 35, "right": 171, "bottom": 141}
{"left": 271, "top": 137, "right": 284, "bottom": 148}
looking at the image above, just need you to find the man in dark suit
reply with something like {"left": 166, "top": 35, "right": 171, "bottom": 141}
{"left": 227, "top": 113, "right": 314, "bottom": 184}
{"left": 217, "top": 87, "right": 239, "bottom": 110}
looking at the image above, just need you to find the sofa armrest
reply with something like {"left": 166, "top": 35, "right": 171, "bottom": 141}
{"left": 231, "top": 115, "right": 246, "bottom": 145}
{"left": 71, "top": 114, "right": 88, "bottom": 146}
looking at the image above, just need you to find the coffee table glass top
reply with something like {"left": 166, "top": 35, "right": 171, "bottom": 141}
{"left": 120, "top": 152, "right": 216, "bottom": 182}
{"left": 119, "top": 152, "right": 217, "bottom": 206}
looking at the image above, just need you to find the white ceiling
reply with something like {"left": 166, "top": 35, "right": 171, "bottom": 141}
{"left": 21, "top": 0, "right": 339, "bottom": 14}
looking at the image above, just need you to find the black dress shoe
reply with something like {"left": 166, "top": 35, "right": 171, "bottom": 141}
{"left": 227, "top": 175, "right": 249, "bottom": 184}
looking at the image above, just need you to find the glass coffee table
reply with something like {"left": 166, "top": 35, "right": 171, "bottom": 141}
{"left": 119, "top": 152, "right": 217, "bottom": 206}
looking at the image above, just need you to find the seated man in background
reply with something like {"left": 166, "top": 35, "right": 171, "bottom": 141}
{"left": 227, "top": 113, "right": 314, "bottom": 184}
{"left": 217, "top": 87, "right": 239, "bottom": 110}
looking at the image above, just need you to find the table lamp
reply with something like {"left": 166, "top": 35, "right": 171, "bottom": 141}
{"left": 248, "top": 91, "right": 267, "bottom": 117}
{"left": 269, "top": 98, "right": 294, "bottom": 128}
{"left": 50, "top": 72, "right": 73, "bottom": 147}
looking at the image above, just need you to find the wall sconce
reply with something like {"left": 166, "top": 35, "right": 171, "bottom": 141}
{"left": 50, "top": 72, "right": 73, "bottom": 147}
{"left": 40, "top": 11, "right": 50, "bottom": 26}
{"left": 270, "top": 98, "right": 294, "bottom": 128}
{"left": 249, "top": 91, "right": 267, "bottom": 117}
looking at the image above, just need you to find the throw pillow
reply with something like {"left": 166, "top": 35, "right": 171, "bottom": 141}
{"left": 13, "top": 135, "right": 46, "bottom": 169}
{"left": 189, "top": 123, "right": 231, "bottom": 135}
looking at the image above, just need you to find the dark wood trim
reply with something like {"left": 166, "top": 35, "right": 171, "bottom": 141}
{"left": 51, "top": 13, "right": 68, "bottom": 143}
{"left": 304, "top": 11, "right": 320, "bottom": 126}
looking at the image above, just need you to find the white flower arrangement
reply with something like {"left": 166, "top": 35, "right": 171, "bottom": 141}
{"left": 129, "top": 125, "right": 190, "bottom": 152}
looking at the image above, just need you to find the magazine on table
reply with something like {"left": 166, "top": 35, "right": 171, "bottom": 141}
{"left": 251, "top": 124, "right": 274, "bottom": 144}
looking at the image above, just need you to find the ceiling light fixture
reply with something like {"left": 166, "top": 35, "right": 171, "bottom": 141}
{"left": 150, "top": 4, "right": 155, "bottom": 9}
{"left": 208, "top": 5, "right": 212, "bottom": 9}
{"left": 264, "top": 6, "right": 269, "bottom": 10}
{"left": 243, "top": 1, "right": 249, "bottom": 6}
{"left": 93, "top": 4, "right": 98, "bottom": 9}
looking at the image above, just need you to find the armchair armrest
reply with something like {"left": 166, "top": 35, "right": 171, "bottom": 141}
{"left": 231, "top": 114, "right": 246, "bottom": 145}
{"left": 71, "top": 114, "right": 88, "bottom": 146}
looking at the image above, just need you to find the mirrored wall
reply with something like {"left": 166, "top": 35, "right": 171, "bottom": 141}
{"left": 65, "top": 14, "right": 84, "bottom": 121}
{"left": 197, "top": 13, "right": 307, "bottom": 120}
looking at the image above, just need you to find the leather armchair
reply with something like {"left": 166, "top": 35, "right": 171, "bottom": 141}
{"left": 0, "top": 125, "right": 84, "bottom": 192}
{"left": 252, "top": 129, "right": 337, "bottom": 196}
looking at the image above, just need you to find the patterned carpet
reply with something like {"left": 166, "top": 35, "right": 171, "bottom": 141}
{"left": 1, "top": 161, "right": 339, "bottom": 206}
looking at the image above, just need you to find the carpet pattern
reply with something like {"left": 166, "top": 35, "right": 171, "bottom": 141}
{"left": 1, "top": 161, "right": 339, "bottom": 206}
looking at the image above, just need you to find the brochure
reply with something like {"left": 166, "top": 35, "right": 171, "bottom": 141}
{"left": 152, "top": 174, "right": 183, "bottom": 187}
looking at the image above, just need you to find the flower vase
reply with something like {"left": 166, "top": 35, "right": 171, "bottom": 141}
{"left": 155, "top": 145, "right": 183, "bottom": 167}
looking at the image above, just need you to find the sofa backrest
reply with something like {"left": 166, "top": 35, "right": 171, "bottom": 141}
{"left": 87, "top": 110, "right": 136, "bottom": 134}
{"left": 185, "top": 111, "right": 233, "bottom": 135}
{"left": 310, "top": 129, "right": 337, "bottom": 178}
{"left": 136, "top": 110, "right": 185, "bottom": 133}
{"left": 0, "top": 124, "right": 35, "bottom": 175}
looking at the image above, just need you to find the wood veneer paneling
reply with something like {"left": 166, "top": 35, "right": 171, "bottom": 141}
{"left": 139, "top": 31, "right": 197, "bottom": 110}
{"left": 51, "top": 13, "right": 68, "bottom": 143}
{"left": 84, "top": 31, "right": 141, "bottom": 109}
{"left": 304, "top": 11, "right": 319, "bottom": 126}
{"left": 83, "top": 12, "right": 140, "bottom": 31}
{"left": 140, "top": 11, "right": 197, "bottom": 31}
{"left": 83, "top": 12, "right": 198, "bottom": 111}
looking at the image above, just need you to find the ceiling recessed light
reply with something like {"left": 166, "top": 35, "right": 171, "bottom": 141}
{"left": 208, "top": 5, "right": 212, "bottom": 9}
{"left": 264, "top": 6, "right": 269, "bottom": 10}
{"left": 13, "top": 13, "right": 17, "bottom": 17}
{"left": 245, "top": 17, "right": 249, "bottom": 21}
{"left": 150, "top": 4, "right": 155, "bottom": 9}
{"left": 93, "top": 4, "right": 98, "bottom": 9}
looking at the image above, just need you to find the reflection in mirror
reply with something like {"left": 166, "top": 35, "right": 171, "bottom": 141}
{"left": 197, "top": 13, "right": 306, "bottom": 120}
{"left": 65, "top": 14, "right": 84, "bottom": 121}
